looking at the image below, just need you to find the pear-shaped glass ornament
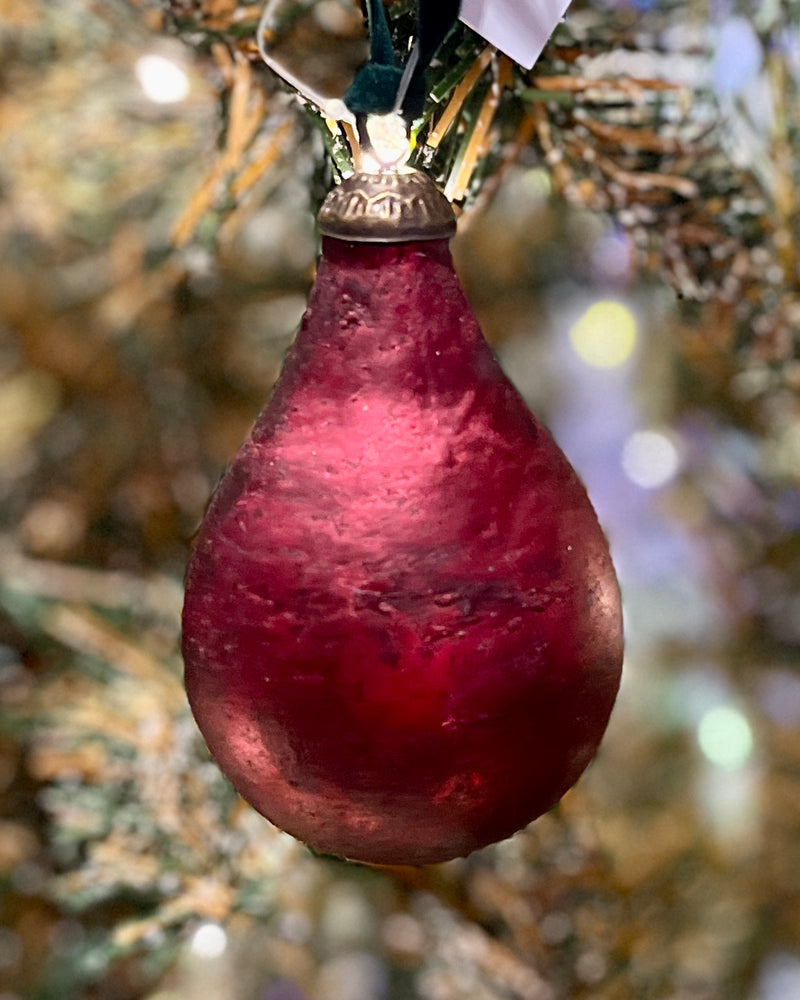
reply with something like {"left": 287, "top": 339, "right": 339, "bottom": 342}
{"left": 182, "top": 169, "right": 623, "bottom": 866}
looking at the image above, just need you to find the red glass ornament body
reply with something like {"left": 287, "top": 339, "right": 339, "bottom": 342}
{"left": 182, "top": 172, "right": 623, "bottom": 866}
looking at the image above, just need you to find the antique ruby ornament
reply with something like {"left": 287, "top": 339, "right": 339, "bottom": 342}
{"left": 182, "top": 169, "right": 623, "bottom": 866}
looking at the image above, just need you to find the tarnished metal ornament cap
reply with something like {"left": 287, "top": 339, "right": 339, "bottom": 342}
{"left": 318, "top": 168, "right": 457, "bottom": 243}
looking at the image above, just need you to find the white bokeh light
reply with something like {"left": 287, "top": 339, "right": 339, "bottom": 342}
{"left": 757, "top": 953, "right": 800, "bottom": 1000}
{"left": 135, "top": 53, "right": 190, "bottom": 104}
{"left": 698, "top": 705, "right": 754, "bottom": 770}
{"left": 621, "top": 430, "right": 680, "bottom": 489}
{"left": 189, "top": 922, "right": 228, "bottom": 959}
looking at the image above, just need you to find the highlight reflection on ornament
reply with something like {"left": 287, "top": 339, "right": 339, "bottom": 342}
{"left": 182, "top": 170, "right": 623, "bottom": 866}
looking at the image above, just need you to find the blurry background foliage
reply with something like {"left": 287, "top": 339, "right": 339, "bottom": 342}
{"left": 0, "top": 1, "right": 799, "bottom": 999}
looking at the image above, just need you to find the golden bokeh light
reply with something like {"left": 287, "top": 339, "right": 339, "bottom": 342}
{"left": 568, "top": 300, "right": 637, "bottom": 369}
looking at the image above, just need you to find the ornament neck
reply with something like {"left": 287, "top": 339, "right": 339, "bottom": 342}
{"left": 320, "top": 235, "right": 452, "bottom": 270}
{"left": 265, "top": 227, "right": 478, "bottom": 412}
{"left": 317, "top": 170, "right": 456, "bottom": 244}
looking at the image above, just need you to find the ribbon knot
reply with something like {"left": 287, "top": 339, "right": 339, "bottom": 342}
{"left": 344, "top": 0, "right": 462, "bottom": 121}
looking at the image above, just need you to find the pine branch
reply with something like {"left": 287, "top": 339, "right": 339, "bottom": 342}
{"left": 138, "top": 0, "right": 798, "bottom": 395}
{"left": 6, "top": 531, "right": 792, "bottom": 999}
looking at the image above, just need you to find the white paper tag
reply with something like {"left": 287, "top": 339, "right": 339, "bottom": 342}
{"left": 460, "top": 0, "right": 572, "bottom": 69}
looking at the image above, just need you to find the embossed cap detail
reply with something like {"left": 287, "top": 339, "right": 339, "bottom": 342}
{"left": 318, "top": 169, "right": 457, "bottom": 243}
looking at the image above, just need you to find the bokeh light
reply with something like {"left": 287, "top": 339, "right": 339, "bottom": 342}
{"left": 135, "top": 53, "right": 190, "bottom": 104}
{"left": 621, "top": 430, "right": 680, "bottom": 489}
{"left": 698, "top": 705, "right": 754, "bottom": 770}
{"left": 757, "top": 953, "right": 800, "bottom": 1000}
{"left": 712, "top": 17, "right": 763, "bottom": 96}
{"left": 189, "top": 922, "right": 228, "bottom": 959}
{"left": 568, "top": 300, "right": 637, "bottom": 368}
{"left": 590, "top": 228, "right": 634, "bottom": 285}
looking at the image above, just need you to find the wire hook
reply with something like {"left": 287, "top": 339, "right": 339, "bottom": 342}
{"left": 256, "top": 0, "right": 357, "bottom": 124}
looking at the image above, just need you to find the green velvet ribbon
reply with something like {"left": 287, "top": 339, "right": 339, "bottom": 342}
{"left": 344, "top": 0, "right": 462, "bottom": 121}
